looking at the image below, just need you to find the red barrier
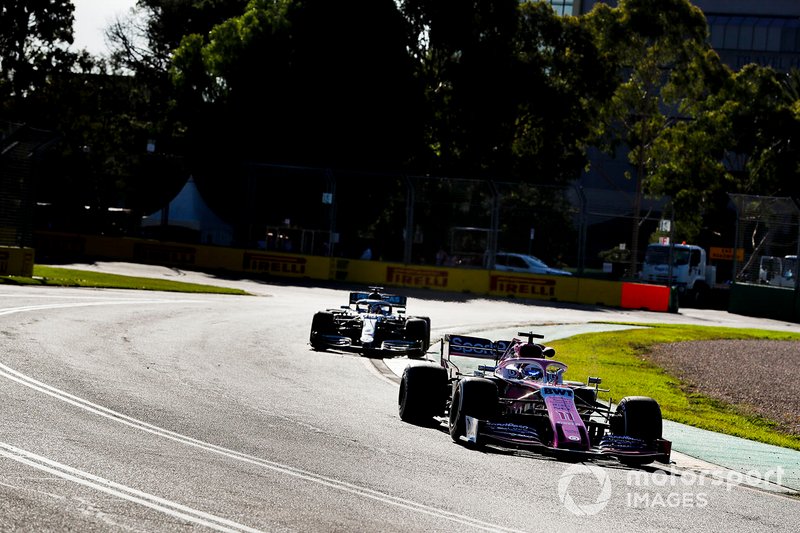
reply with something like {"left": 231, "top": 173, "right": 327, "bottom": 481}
{"left": 620, "top": 283, "right": 673, "bottom": 312}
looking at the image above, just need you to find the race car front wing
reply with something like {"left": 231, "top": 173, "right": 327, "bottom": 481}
{"left": 314, "top": 334, "right": 424, "bottom": 356}
{"left": 464, "top": 416, "right": 671, "bottom": 464}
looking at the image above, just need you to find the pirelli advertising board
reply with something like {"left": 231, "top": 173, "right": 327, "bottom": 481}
{"left": 385, "top": 266, "right": 449, "bottom": 288}
{"left": 378, "top": 264, "right": 487, "bottom": 293}
{"left": 488, "top": 273, "right": 580, "bottom": 302}
{"left": 243, "top": 252, "right": 306, "bottom": 275}
{"left": 241, "top": 251, "right": 330, "bottom": 279}
{"left": 134, "top": 242, "right": 196, "bottom": 265}
{"left": 490, "top": 274, "right": 557, "bottom": 297}
{"left": 32, "top": 231, "right": 640, "bottom": 309}
{"left": 341, "top": 262, "right": 583, "bottom": 303}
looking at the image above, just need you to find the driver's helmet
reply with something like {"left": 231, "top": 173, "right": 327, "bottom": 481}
{"left": 523, "top": 364, "right": 543, "bottom": 380}
{"left": 517, "top": 343, "right": 543, "bottom": 358}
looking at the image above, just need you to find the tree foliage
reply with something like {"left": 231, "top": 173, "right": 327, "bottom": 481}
{"left": 585, "top": 0, "right": 715, "bottom": 260}
{"left": 512, "top": 2, "right": 616, "bottom": 183}
{"left": 0, "top": 0, "right": 77, "bottom": 114}
{"left": 171, "top": 0, "right": 422, "bottom": 171}
{"left": 3, "top": 0, "right": 800, "bottom": 262}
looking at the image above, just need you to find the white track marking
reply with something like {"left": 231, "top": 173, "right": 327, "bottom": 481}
{"left": 0, "top": 363, "right": 525, "bottom": 533}
{"left": 0, "top": 295, "right": 524, "bottom": 531}
{"left": 361, "top": 357, "right": 401, "bottom": 387}
{"left": 0, "top": 443, "right": 262, "bottom": 533}
{"left": 0, "top": 299, "right": 206, "bottom": 316}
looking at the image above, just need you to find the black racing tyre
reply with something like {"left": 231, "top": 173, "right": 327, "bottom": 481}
{"left": 448, "top": 378, "right": 499, "bottom": 444}
{"left": 421, "top": 317, "right": 432, "bottom": 351}
{"left": 309, "top": 311, "right": 335, "bottom": 350}
{"left": 404, "top": 318, "right": 430, "bottom": 359}
{"left": 615, "top": 396, "right": 663, "bottom": 442}
{"left": 398, "top": 364, "right": 449, "bottom": 424}
{"left": 613, "top": 396, "right": 663, "bottom": 466}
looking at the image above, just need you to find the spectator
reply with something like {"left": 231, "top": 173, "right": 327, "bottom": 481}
{"left": 360, "top": 247, "right": 373, "bottom": 260}
{"left": 435, "top": 247, "right": 448, "bottom": 266}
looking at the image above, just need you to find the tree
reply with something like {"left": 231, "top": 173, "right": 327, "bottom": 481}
{"left": 725, "top": 65, "right": 800, "bottom": 199}
{"left": 644, "top": 48, "right": 734, "bottom": 243}
{"left": 647, "top": 63, "right": 800, "bottom": 245}
{"left": 512, "top": 1, "right": 616, "bottom": 184}
{"left": 0, "top": 0, "right": 77, "bottom": 116}
{"left": 106, "top": 0, "right": 250, "bottom": 75}
{"left": 169, "top": 0, "right": 426, "bottom": 245}
{"left": 398, "top": 0, "right": 521, "bottom": 178}
{"left": 585, "top": 0, "right": 713, "bottom": 273}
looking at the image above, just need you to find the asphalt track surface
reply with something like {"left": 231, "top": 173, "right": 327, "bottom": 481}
{"left": 1, "top": 262, "right": 799, "bottom": 532}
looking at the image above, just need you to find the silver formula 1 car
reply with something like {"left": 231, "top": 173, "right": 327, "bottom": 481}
{"left": 398, "top": 332, "right": 671, "bottom": 465}
{"left": 309, "top": 287, "right": 431, "bottom": 358}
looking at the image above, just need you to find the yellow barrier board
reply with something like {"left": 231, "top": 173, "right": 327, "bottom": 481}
{"left": 0, "top": 246, "right": 35, "bottom": 277}
{"left": 34, "top": 231, "right": 632, "bottom": 310}
{"left": 339, "top": 261, "right": 491, "bottom": 294}
{"left": 573, "top": 278, "right": 622, "bottom": 307}
{"left": 239, "top": 250, "right": 330, "bottom": 280}
{"left": 487, "top": 272, "right": 579, "bottom": 302}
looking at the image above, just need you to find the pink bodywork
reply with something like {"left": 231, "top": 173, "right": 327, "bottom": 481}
{"left": 495, "top": 356, "right": 591, "bottom": 450}
{"left": 540, "top": 386, "right": 591, "bottom": 450}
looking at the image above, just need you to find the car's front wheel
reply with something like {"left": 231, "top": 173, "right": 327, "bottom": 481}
{"left": 448, "top": 378, "right": 498, "bottom": 445}
{"left": 404, "top": 318, "right": 430, "bottom": 359}
{"left": 398, "top": 364, "right": 448, "bottom": 425}
{"left": 613, "top": 396, "right": 663, "bottom": 465}
{"left": 309, "top": 311, "right": 335, "bottom": 350}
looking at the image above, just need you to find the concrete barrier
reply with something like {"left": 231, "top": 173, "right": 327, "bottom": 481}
{"left": 0, "top": 246, "right": 35, "bottom": 277}
{"left": 729, "top": 283, "right": 799, "bottom": 322}
{"left": 620, "top": 282, "right": 674, "bottom": 312}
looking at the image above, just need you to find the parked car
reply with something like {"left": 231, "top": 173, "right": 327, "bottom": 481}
{"left": 493, "top": 253, "right": 572, "bottom": 276}
{"left": 398, "top": 331, "right": 671, "bottom": 465}
{"left": 309, "top": 287, "right": 431, "bottom": 358}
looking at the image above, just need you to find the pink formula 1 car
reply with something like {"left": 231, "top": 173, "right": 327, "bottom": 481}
{"left": 398, "top": 332, "right": 671, "bottom": 465}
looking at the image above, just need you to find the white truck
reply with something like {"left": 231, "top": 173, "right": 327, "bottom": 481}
{"left": 639, "top": 243, "right": 718, "bottom": 305}
{"left": 759, "top": 255, "right": 797, "bottom": 288}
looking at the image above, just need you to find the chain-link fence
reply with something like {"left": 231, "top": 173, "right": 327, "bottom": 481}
{"left": 222, "top": 164, "right": 587, "bottom": 272}
{"left": 729, "top": 194, "right": 800, "bottom": 289}
{"left": 0, "top": 123, "right": 57, "bottom": 248}
{"left": 16, "top": 151, "right": 672, "bottom": 278}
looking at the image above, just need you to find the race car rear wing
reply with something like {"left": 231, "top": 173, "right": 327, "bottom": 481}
{"left": 442, "top": 334, "right": 511, "bottom": 361}
{"left": 349, "top": 291, "right": 407, "bottom": 307}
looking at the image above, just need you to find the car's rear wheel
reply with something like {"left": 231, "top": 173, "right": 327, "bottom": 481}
{"left": 404, "top": 318, "right": 430, "bottom": 359}
{"left": 309, "top": 311, "right": 335, "bottom": 350}
{"left": 448, "top": 378, "right": 498, "bottom": 444}
{"left": 614, "top": 396, "right": 663, "bottom": 465}
{"left": 398, "top": 364, "right": 448, "bottom": 425}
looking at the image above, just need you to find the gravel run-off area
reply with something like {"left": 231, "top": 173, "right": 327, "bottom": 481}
{"left": 644, "top": 340, "right": 800, "bottom": 436}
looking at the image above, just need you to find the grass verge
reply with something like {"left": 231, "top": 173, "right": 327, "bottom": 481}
{"left": 0, "top": 266, "right": 248, "bottom": 295}
{"left": 552, "top": 323, "right": 800, "bottom": 451}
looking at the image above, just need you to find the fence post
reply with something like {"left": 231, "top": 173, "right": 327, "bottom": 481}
{"left": 325, "top": 169, "right": 336, "bottom": 257}
{"left": 576, "top": 184, "right": 586, "bottom": 276}
{"left": 404, "top": 176, "right": 414, "bottom": 264}
{"left": 487, "top": 181, "right": 500, "bottom": 269}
